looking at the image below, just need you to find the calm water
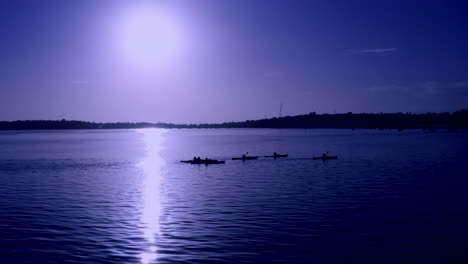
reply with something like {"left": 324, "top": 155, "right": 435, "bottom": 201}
{"left": 1, "top": 129, "right": 468, "bottom": 263}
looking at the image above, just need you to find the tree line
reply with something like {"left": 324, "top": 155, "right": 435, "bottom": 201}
{"left": 1, "top": 110, "right": 467, "bottom": 130}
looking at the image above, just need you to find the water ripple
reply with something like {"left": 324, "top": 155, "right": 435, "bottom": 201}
{"left": 1, "top": 129, "right": 468, "bottom": 263}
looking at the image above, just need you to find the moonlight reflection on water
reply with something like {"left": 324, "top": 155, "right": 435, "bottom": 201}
{"left": 139, "top": 129, "right": 165, "bottom": 264}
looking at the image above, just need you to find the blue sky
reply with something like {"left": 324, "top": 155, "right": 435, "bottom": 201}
{"left": 1, "top": 0, "right": 467, "bottom": 123}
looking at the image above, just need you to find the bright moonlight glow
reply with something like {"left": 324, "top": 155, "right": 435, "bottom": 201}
{"left": 118, "top": 5, "right": 182, "bottom": 70}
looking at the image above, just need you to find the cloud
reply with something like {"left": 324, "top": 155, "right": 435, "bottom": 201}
{"left": 448, "top": 81, "right": 468, "bottom": 94}
{"left": 344, "top": 48, "right": 398, "bottom": 56}
{"left": 455, "top": 81, "right": 468, "bottom": 88}
{"left": 368, "top": 84, "right": 408, "bottom": 93}
{"left": 359, "top": 48, "right": 398, "bottom": 54}
{"left": 420, "top": 81, "right": 468, "bottom": 95}
{"left": 421, "top": 81, "right": 439, "bottom": 95}
{"left": 369, "top": 81, "right": 468, "bottom": 96}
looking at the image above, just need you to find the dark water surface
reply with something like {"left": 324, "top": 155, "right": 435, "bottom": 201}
{"left": 1, "top": 129, "right": 468, "bottom": 263}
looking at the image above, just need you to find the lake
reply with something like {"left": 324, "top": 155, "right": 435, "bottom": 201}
{"left": 1, "top": 128, "right": 468, "bottom": 263}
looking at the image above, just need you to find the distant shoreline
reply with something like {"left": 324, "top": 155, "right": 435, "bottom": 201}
{"left": 1, "top": 110, "right": 467, "bottom": 130}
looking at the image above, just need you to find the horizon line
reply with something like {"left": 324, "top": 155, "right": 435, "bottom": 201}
{"left": 1, "top": 109, "right": 467, "bottom": 126}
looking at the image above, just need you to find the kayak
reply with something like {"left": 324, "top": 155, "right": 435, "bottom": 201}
{"left": 312, "top": 156, "right": 338, "bottom": 160}
{"left": 232, "top": 156, "right": 259, "bottom": 160}
{"left": 181, "top": 160, "right": 225, "bottom": 165}
{"left": 264, "top": 154, "right": 288, "bottom": 158}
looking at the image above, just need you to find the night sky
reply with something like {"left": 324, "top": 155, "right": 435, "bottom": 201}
{"left": 1, "top": 0, "right": 467, "bottom": 123}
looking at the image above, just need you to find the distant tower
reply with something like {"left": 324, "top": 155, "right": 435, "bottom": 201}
{"left": 279, "top": 103, "right": 283, "bottom": 118}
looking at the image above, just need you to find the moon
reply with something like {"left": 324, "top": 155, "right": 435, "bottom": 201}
{"left": 118, "top": 5, "right": 182, "bottom": 70}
